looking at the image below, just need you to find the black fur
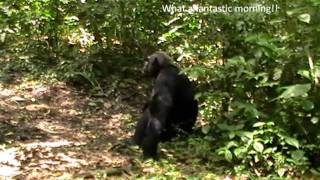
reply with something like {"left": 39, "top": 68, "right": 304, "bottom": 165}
{"left": 133, "top": 51, "right": 198, "bottom": 158}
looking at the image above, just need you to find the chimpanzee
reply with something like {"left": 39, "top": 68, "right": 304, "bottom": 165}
{"left": 133, "top": 51, "right": 198, "bottom": 158}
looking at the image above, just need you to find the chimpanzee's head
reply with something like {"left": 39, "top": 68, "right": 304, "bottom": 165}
{"left": 143, "top": 51, "right": 172, "bottom": 78}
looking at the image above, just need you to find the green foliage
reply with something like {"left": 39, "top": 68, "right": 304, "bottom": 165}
{"left": 1, "top": 0, "right": 320, "bottom": 178}
{"left": 176, "top": 0, "right": 320, "bottom": 177}
{"left": 216, "top": 121, "right": 308, "bottom": 176}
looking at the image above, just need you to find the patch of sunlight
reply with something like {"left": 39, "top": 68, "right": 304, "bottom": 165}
{"left": 57, "top": 153, "right": 88, "bottom": 167}
{"left": 111, "top": 113, "right": 124, "bottom": 120}
{"left": 0, "top": 100, "right": 18, "bottom": 110}
{"left": 36, "top": 121, "right": 71, "bottom": 134}
{"left": 0, "top": 148, "right": 21, "bottom": 177}
{"left": 25, "top": 104, "right": 50, "bottom": 111}
{"left": 59, "top": 107, "right": 82, "bottom": 116}
{"left": 31, "top": 85, "right": 49, "bottom": 95}
{"left": 21, "top": 140, "right": 77, "bottom": 149}
{"left": 36, "top": 153, "right": 87, "bottom": 170}
{"left": 0, "top": 165, "right": 20, "bottom": 177}
{"left": 0, "top": 88, "right": 14, "bottom": 97}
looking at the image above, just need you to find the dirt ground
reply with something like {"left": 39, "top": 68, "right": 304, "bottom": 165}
{"left": 0, "top": 79, "right": 145, "bottom": 179}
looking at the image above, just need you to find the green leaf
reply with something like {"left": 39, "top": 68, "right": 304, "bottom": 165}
{"left": 226, "top": 141, "right": 238, "bottom": 149}
{"left": 291, "top": 150, "right": 305, "bottom": 162}
{"left": 228, "top": 132, "right": 235, "bottom": 139}
{"left": 88, "top": 102, "right": 97, "bottom": 107}
{"left": 0, "top": 33, "right": 5, "bottom": 43}
{"left": 311, "top": 117, "right": 319, "bottom": 124}
{"left": 253, "top": 122, "right": 265, "bottom": 127}
{"left": 254, "top": 154, "right": 260, "bottom": 163}
{"left": 263, "top": 147, "right": 273, "bottom": 154}
{"left": 253, "top": 141, "right": 264, "bottom": 153}
{"left": 298, "top": 13, "right": 311, "bottom": 23}
{"left": 276, "top": 84, "right": 311, "bottom": 99}
{"left": 266, "top": 122, "right": 275, "bottom": 126}
{"left": 225, "top": 150, "right": 233, "bottom": 162}
{"left": 297, "top": 70, "right": 311, "bottom": 80}
{"left": 285, "top": 137, "right": 299, "bottom": 149}
{"left": 217, "top": 123, "right": 244, "bottom": 131}
{"left": 194, "top": 93, "right": 202, "bottom": 100}
{"left": 277, "top": 168, "right": 286, "bottom": 177}
{"left": 236, "top": 131, "right": 253, "bottom": 140}
{"left": 301, "top": 100, "right": 314, "bottom": 111}
{"left": 201, "top": 125, "right": 210, "bottom": 134}
{"left": 234, "top": 147, "right": 246, "bottom": 159}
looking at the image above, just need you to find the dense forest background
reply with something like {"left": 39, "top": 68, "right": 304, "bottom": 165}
{"left": 0, "top": 0, "right": 320, "bottom": 179}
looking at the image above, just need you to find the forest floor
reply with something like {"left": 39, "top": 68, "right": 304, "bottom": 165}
{"left": 0, "top": 69, "right": 226, "bottom": 179}
{"left": 0, "top": 77, "right": 138, "bottom": 179}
